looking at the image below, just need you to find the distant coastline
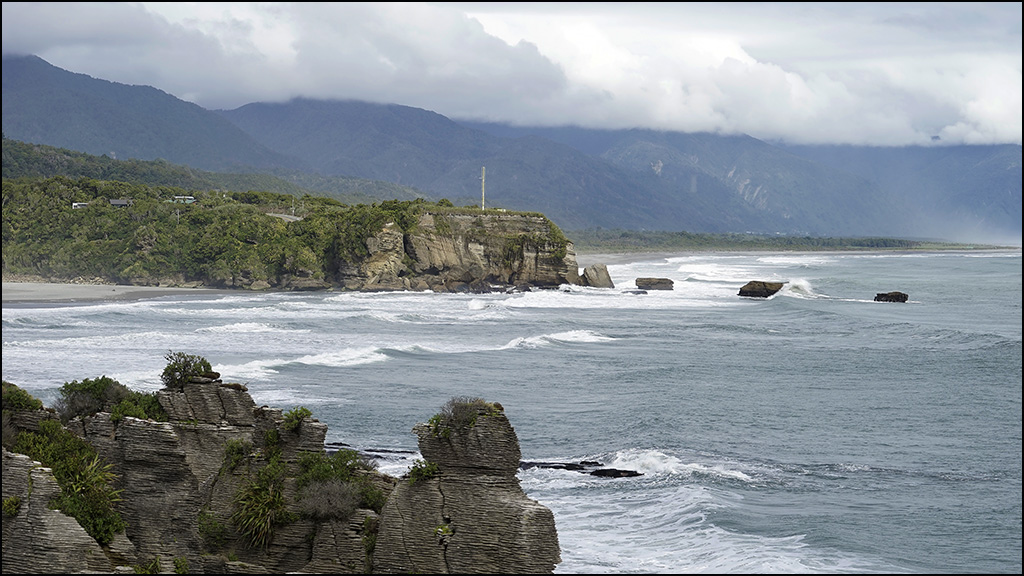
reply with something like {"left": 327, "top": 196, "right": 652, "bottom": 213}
{"left": 6, "top": 245, "right": 1018, "bottom": 304}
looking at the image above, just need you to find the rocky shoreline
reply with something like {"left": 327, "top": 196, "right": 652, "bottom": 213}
{"left": 2, "top": 377, "right": 561, "bottom": 573}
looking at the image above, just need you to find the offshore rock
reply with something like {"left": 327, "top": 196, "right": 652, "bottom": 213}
{"left": 738, "top": 280, "right": 785, "bottom": 298}
{"left": 374, "top": 404, "right": 561, "bottom": 574}
{"left": 874, "top": 291, "right": 909, "bottom": 302}
{"left": 580, "top": 263, "right": 615, "bottom": 288}
{"left": 521, "top": 460, "right": 644, "bottom": 478}
{"left": 636, "top": 277, "right": 674, "bottom": 290}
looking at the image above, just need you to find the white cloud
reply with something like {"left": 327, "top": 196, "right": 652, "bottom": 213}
{"left": 2, "top": 1, "right": 1020, "bottom": 146}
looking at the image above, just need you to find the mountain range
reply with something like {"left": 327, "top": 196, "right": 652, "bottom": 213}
{"left": 3, "top": 54, "right": 1020, "bottom": 243}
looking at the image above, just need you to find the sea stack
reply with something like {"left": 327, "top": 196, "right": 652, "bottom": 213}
{"left": 373, "top": 399, "right": 562, "bottom": 574}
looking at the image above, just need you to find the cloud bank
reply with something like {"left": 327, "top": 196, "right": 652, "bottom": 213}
{"left": 2, "top": 2, "right": 1020, "bottom": 146}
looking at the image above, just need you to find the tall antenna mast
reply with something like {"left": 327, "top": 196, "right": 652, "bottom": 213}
{"left": 481, "top": 166, "right": 486, "bottom": 210}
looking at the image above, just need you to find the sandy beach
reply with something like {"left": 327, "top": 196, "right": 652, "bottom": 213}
{"left": 2, "top": 282, "right": 233, "bottom": 304}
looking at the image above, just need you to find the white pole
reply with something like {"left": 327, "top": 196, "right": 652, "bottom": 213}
{"left": 481, "top": 166, "right": 486, "bottom": 210}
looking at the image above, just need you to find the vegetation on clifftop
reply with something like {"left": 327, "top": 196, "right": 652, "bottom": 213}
{"left": 6, "top": 400, "right": 127, "bottom": 545}
{"left": 4, "top": 135, "right": 573, "bottom": 290}
{"left": 2, "top": 173, "right": 563, "bottom": 289}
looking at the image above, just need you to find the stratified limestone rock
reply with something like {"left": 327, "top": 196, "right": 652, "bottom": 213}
{"left": 636, "top": 277, "right": 674, "bottom": 290}
{"left": 68, "top": 376, "right": 336, "bottom": 574}
{"left": 344, "top": 211, "right": 580, "bottom": 292}
{"left": 581, "top": 263, "right": 615, "bottom": 288}
{"left": 76, "top": 415, "right": 204, "bottom": 565}
{"left": 3, "top": 377, "right": 558, "bottom": 574}
{"left": 302, "top": 510, "right": 377, "bottom": 574}
{"left": 1, "top": 449, "right": 114, "bottom": 574}
{"left": 158, "top": 378, "right": 256, "bottom": 426}
{"left": 738, "top": 280, "right": 785, "bottom": 298}
{"left": 373, "top": 403, "right": 561, "bottom": 574}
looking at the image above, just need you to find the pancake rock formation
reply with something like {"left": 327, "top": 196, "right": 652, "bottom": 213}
{"left": 1, "top": 376, "right": 560, "bottom": 574}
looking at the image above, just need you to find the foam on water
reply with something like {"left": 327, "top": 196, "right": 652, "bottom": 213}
{"left": 519, "top": 463, "right": 908, "bottom": 574}
{"left": 603, "top": 449, "right": 756, "bottom": 483}
{"left": 522, "top": 466, "right": 898, "bottom": 574}
{"left": 248, "top": 388, "right": 345, "bottom": 407}
{"left": 756, "top": 255, "right": 836, "bottom": 267}
{"left": 777, "top": 278, "right": 825, "bottom": 300}
{"left": 292, "top": 347, "right": 389, "bottom": 367}
{"left": 502, "top": 329, "right": 616, "bottom": 350}
{"left": 2, "top": 250, "right": 1019, "bottom": 575}
{"left": 195, "top": 322, "right": 301, "bottom": 333}
{"left": 5, "top": 330, "right": 175, "bottom": 349}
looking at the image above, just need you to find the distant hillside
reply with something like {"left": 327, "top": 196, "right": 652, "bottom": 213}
{"left": 4, "top": 54, "right": 1020, "bottom": 242}
{"left": 219, "top": 98, "right": 502, "bottom": 187}
{"left": 221, "top": 99, "right": 917, "bottom": 236}
{"left": 1, "top": 136, "right": 426, "bottom": 205}
{"left": 778, "top": 143, "right": 1023, "bottom": 243}
{"left": 1, "top": 55, "right": 306, "bottom": 173}
{"left": 461, "top": 122, "right": 1022, "bottom": 243}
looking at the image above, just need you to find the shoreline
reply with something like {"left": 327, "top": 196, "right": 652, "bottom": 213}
{"left": 5, "top": 246, "right": 1017, "bottom": 304}
{"left": 2, "top": 282, "right": 235, "bottom": 304}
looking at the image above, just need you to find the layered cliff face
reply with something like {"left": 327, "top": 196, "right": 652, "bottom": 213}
{"left": 340, "top": 211, "right": 581, "bottom": 292}
{"left": 1, "top": 381, "right": 561, "bottom": 574}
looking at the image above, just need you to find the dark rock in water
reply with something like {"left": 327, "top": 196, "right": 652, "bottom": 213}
{"left": 520, "top": 461, "right": 588, "bottom": 471}
{"left": 738, "top": 280, "right": 785, "bottom": 298}
{"left": 623, "top": 289, "right": 648, "bottom": 295}
{"left": 520, "top": 460, "right": 643, "bottom": 478}
{"left": 875, "top": 291, "right": 909, "bottom": 302}
{"left": 636, "top": 277, "right": 674, "bottom": 290}
{"left": 590, "top": 468, "right": 643, "bottom": 478}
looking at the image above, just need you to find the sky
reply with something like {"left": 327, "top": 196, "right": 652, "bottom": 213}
{"left": 2, "top": 2, "right": 1021, "bottom": 147}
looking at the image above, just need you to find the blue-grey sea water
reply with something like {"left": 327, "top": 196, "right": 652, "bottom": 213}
{"left": 3, "top": 250, "right": 1021, "bottom": 574}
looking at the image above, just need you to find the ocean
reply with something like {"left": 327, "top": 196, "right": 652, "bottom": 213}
{"left": 3, "top": 249, "right": 1021, "bottom": 574}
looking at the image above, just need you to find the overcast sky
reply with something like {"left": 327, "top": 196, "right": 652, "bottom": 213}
{"left": 2, "top": 2, "right": 1021, "bottom": 146}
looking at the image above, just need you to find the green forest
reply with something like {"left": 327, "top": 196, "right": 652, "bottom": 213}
{"left": 2, "top": 136, "right": 505, "bottom": 288}
{"left": 2, "top": 173, "right": 434, "bottom": 287}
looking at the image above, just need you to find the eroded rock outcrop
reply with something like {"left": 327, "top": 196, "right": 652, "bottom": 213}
{"left": 580, "top": 263, "right": 615, "bottom": 288}
{"left": 1, "top": 449, "right": 114, "bottom": 574}
{"left": 1, "top": 380, "right": 560, "bottom": 574}
{"left": 374, "top": 402, "right": 561, "bottom": 574}
{"left": 340, "top": 212, "right": 580, "bottom": 292}
{"left": 53, "top": 376, "right": 346, "bottom": 574}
